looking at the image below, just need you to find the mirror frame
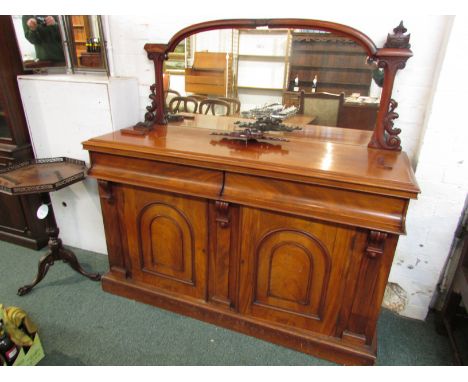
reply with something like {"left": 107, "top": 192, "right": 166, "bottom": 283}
{"left": 140, "top": 19, "right": 412, "bottom": 151}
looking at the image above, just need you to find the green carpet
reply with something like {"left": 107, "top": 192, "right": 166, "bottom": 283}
{"left": 0, "top": 240, "right": 461, "bottom": 365}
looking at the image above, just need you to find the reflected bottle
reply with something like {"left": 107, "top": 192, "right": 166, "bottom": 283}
{"left": 311, "top": 75, "right": 317, "bottom": 93}
{"left": 293, "top": 74, "right": 299, "bottom": 92}
{"left": 0, "top": 320, "right": 19, "bottom": 366}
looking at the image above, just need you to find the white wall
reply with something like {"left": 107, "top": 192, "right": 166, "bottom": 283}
{"left": 54, "top": 9, "right": 460, "bottom": 320}
{"left": 388, "top": 16, "right": 468, "bottom": 319}
{"left": 18, "top": 75, "right": 140, "bottom": 255}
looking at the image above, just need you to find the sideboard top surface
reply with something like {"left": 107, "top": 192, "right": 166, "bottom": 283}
{"left": 83, "top": 116, "right": 420, "bottom": 198}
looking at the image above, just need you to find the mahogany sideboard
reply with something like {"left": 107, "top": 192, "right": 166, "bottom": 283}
{"left": 83, "top": 117, "right": 419, "bottom": 365}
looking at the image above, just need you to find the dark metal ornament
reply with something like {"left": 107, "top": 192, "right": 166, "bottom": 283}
{"left": 210, "top": 116, "right": 302, "bottom": 143}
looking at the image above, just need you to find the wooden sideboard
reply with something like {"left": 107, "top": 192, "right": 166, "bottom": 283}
{"left": 83, "top": 115, "right": 419, "bottom": 365}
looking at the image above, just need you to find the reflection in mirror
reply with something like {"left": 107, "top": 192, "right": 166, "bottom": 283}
{"left": 163, "top": 28, "right": 382, "bottom": 131}
{"left": 12, "top": 15, "right": 66, "bottom": 70}
{"left": 0, "top": 104, "right": 11, "bottom": 139}
{"left": 65, "top": 15, "right": 107, "bottom": 72}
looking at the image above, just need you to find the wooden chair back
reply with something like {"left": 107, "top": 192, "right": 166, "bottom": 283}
{"left": 187, "top": 94, "right": 208, "bottom": 102}
{"left": 299, "top": 91, "right": 345, "bottom": 127}
{"left": 198, "top": 99, "right": 231, "bottom": 116}
{"left": 164, "top": 89, "right": 181, "bottom": 109}
{"left": 168, "top": 96, "right": 198, "bottom": 113}
{"left": 218, "top": 97, "right": 241, "bottom": 115}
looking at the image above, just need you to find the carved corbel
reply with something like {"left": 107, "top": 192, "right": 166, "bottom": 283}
{"left": 215, "top": 201, "right": 230, "bottom": 228}
{"left": 365, "top": 230, "right": 388, "bottom": 259}
{"left": 98, "top": 180, "right": 114, "bottom": 204}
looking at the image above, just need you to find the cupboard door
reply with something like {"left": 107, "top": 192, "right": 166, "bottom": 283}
{"left": 239, "top": 207, "right": 353, "bottom": 335}
{"left": 0, "top": 193, "right": 27, "bottom": 232}
{"left": 122, "top": 185, "right": 208, "bottom": 300}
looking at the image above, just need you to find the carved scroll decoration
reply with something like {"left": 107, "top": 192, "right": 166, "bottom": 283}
{"left": 382, "top": 98, "right": 402, "bottom": 149}
{"left": 365, "top": 231, "right": 388, "bottom": 259}
{"left": 143, "top": 83, "right": 157, "bottom": 123}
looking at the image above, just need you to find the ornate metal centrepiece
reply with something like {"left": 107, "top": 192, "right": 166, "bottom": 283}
{"left": 240, "top": 103, "right": 298, "bottom": 120}
{"left": 210, "top": 116, "right": 302, "bottom": 143}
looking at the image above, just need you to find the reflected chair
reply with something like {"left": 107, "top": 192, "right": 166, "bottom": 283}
{"left": 299, "top": 91, "right": 345, "bottom": 127}
{"left": 218, "top": 97, "right": 241, "bottom": 115}
{"left": 199, "top": 99, "right": 231, "bottom": 116}
{"left": 164, "top": 89, "right": 181, "bottom": 109}
{"left": 187, "top": 94, "right": 208, "bottom": 102}
{"left": 168, "top": 96, "right": 198, "bottom": 113}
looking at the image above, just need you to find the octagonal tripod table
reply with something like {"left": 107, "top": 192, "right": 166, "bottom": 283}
{"left": 0, "top": 157, "right": 101, "bottom": 295}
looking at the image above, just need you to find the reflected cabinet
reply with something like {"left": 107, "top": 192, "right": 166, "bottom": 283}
{"left": 84, "top": 18, "right": 419, "bottom": 365}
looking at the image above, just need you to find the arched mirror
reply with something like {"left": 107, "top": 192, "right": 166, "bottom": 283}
{"left": 163, "top": 27, "right": 383, "bottom": 131}
{"left": 140, "top": 19, "right": 412, "bottom": 151}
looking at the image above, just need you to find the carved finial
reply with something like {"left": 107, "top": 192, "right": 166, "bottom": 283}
{"left": 385, "top": 21, "right": 411, "bottom": 49}
{"left": 394, "top": 21, "right": 407, "bottom": 34}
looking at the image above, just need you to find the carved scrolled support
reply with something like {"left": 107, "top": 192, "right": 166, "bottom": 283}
{"left": 147, "top": 47, "right": 168, "bottom": 126}
{"left": 381, "top": 98, "right": 402, "bottom": 149}
{"left": 142, "top": 83, "right": 157, "bottom": 123}
{"left": 130, "top": 43, "right": 169, "bottom": 129}
{"left": 368, "top": 22, "right": 412, "bottom": 151}
{"left": 215, "top": 201, "right": 230, "bottom": 228}
{"left": 365, "top": 230, "right": 388, "bottom": 259}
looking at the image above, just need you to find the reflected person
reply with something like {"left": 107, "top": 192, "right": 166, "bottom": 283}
{"left": 22, "top": 15, "right": 65, "bottom": 63}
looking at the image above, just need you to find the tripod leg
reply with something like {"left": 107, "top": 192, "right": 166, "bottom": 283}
{"left": 60, "top": 247, "right": 101, "bottom": 281}
{"left": 17, "top": 252, "right": 56, "bottom": 296}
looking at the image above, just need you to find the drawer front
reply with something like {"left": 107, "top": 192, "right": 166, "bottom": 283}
{"left": 222, "top": 172, "right": 408, "bottom": 234}
{"left": 121, "top": 185, "right": 208, "bottom": 300}
{"left": 89, "top": 152, "right": 224, "bottom": 200}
